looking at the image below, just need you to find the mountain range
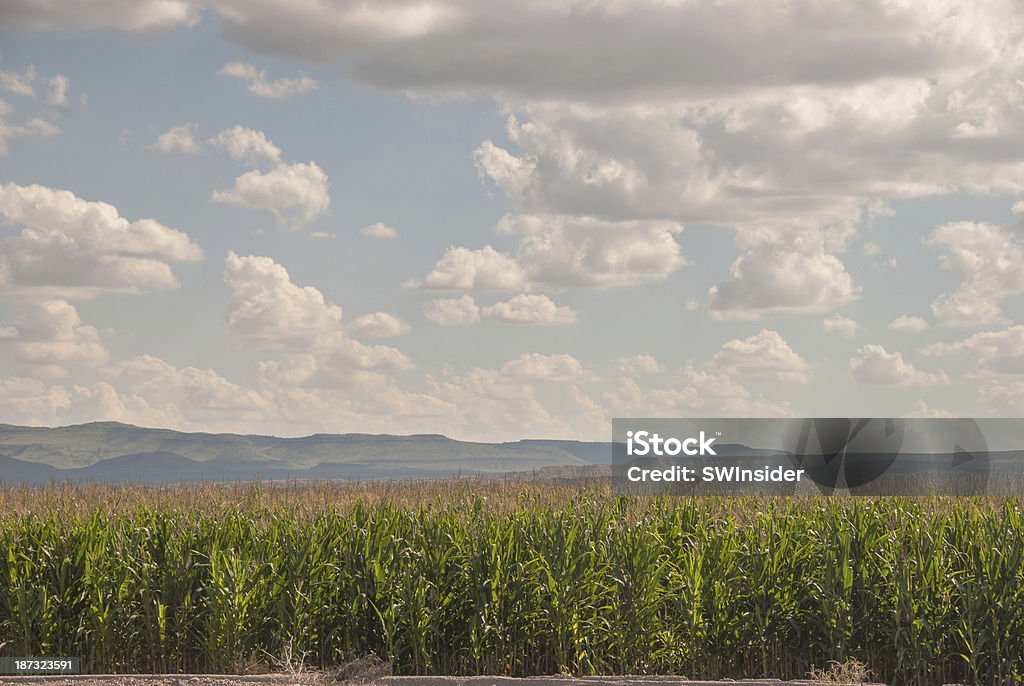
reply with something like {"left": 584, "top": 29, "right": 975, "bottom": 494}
{"left": 0, "top": 422, "right": 611, "bottom": 484}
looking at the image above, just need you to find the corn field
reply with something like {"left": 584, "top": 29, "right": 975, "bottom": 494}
{"left": 1, "top": 482, "right": 1024, "bottom": 684}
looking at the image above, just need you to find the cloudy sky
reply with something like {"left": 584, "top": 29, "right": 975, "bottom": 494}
{"left": 1, "top": 0, "right": 1024, "bottom": 440}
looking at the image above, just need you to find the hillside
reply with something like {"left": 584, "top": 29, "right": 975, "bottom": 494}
{"left": 0, "top": 422, "right": 610, "bottom": 483}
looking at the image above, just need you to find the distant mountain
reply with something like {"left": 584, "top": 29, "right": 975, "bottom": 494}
{"left": 509, "top": 439, "right": 612, "bottom": 464}
{"left": 0, "top": 422, "right": 612, "bottom": 484}
{"left": 0, "top": 454, "right": 63, "bottom": 483}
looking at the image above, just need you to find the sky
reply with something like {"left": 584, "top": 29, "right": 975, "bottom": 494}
{"left": 1, "top": 0, "right": 1024, "bottom": 441}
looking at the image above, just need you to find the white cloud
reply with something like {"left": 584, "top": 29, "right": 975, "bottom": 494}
{"left": 905, "top": 400, "right": 956, "bottom": 418}
{"left": 980, "top": 380, "right": 1024, "bottom": 416}
{"left": 424, "top": 245, "right": 528, "bottom": 291}
{"left": 361, "top": 222, "right": 397, "bottom": 239}
{"left": 423, "top": 295, "right": 481, "bottom": 325}
{"left": 0, "top": 182, "right": 202, "bottom": 298}
{"left": 500, "top": 353, "right": 585, "bottom": 382}
{"left": 0, "top": 66, "right": 36, "bottom": 97}
{"left": 198, "top": 1, "right": 1007, "bottom": 103}
{"left": 709, "top": 233, "right": 859, "bottom": 318}
{"left": 889, "top": 315, "right": 930, "bottom": 332}
{"left": 223, "top": 251, "right": 343, "bottom": 348}
{"left": 213, "top": 162, "right": 330, "bottom": 230}
{"left": 1013, "top": 201, "right": 1024, "bottom": 215}
{"left": 473, "top": 140, "right": 534, "bottom": 198}
{"left": 497, "top": 213, "right": 687, "bottom": 288}
{"left": 218, "top": 61, "right": 318, "bottom": 99}
{"left": 614, "top": 354, "right": 663, "bottom": 376}
{"left": 348, "top": 312, "right": 411, "bottom": 338}
{"left": 0, "top": 102, "right": 60, "bottom": 155}
{"left": 315, "top": 333, "right": 413, "bottom": 372}
{"left": 710, "top": 329, "right": 811, "bottom": 383}
{"left": 481, "top": 294, "right": 577, "bottom": 325}
{"left": 603, "top": 363, "right": 793, "bottom": 419}
{"left": 925, "top": 221, "right": 1024, "bottom": 327}
{"left": 0, "top": 376, "right": 71, "bottom": 425}
{"left": 822, "top": 314, "right": 858, "bottom": 339}
{"left": 45, "top": 74, "right": 70, "bottom": 106}
{"left": 849, "top": 344, "right": 948, "bottom": 386}
{"left": 921, "top": 325, "right": 1024, "bottom": 375}
{"left": 9, "top": 299, "right": 109, "bottom": 377}
{"left": 0, "top": 0, "right": 198, "bottom": 32}
{"left": 151, "top": 124, "right": 285, "bottom": 165}
{"left": 153, "top": 125, "right": 327, "bottom": 230}
{"left": 150, "top": 122, "right": 200, "bottom": 154}
{"left": 208, "top": 125, "right": 282, "bottom": 165}
{"left": 427, "top": 367, "right": 580, "bottom": 440}
{"left": 423, "top": 213, "right": 686, "bottom": 294}
{"left": 223, "top": 252, "right": 411, "bottom": 372}
{"left": 104, "top": 354, "right": 274, "bottom": 431}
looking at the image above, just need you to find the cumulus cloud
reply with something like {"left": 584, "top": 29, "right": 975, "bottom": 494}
{"left": 0, "top": 0, "right": 198, "bottom": 32}
{"left": 152, "top": 123, "right": 284, "bottom": 165}
{"left": 213, "top": 162, "right": 330, "bottom": 230}
{"left": 822, "top": 314, "right": 858, "bottom": 339}
{"left": 604, "top": 363, "right": 793, "bottom": 419}
{"left": 500, "top": 353, "right": 585, "bottom": 382}
{"left": 348, "top": 312, "right": 411, "bottom": 338}
{"left": 424, "top": 245, "right": 528, "bottom": 291}
{"left": 45, "top": 74, "right": 70, "bottom": 106}
{"left": 709, "top": 233, "right": 859, "bottom": 319}
{"left": 905, "top": 400, "right": 956, "bottom": 418}
{"left": 150, "top": 122, "right": 200, "bottom": 154}
{"left": 614, "top": 354, "right": 663, "bottom": 376}
{"left": 361, "top": 222, "right": 397, "bottom": 239}
{"left": 925, "top": 221, "right": 1024, "bottom": 327}
{"left": 208, "top": 125, "right": 282, "bottom": 165}
{"left": 8, "top": 299, "right": 109, "bottom": 377}
{"left": 193, "top": 1, "right": 1007, "bottom": 101}
{"left": 849, "top": 344, "right": 948, "bottom": 386}
{"left": 0, "top": 68, "right": 70, "bottom": 150}
{"left": 223, "top": 251, "right": 343, "bottom": 348}
{"left": 0, "top": 99, "right": 61, "bottom": 155}
{"left": 425, "top": 367, "right": 576, "bottom": 439}
{"left": 218, "top": 61, "right": 318, "bottom": 99}
{"left": 980, "top": 380, "right": 1024, "bottom": 416}
{"left": 497, "top": 214, "right": 687, "bottom": 288}
{"left": 0, "top": 376, "right": 71, "bottom": 425}
{"left": 480, "top": 294, "right": 577, "bottom": 325}
{"left": 423, "top": 295, "right": 480, "bottom": 325}
{"left": 710, "top": 329, "right": 811, "bottom": 383}
{"left": 921, "top": 325, "right": 1024, "bottom": 376}
{"left": 151, "top": 124, "right": 327, "bottom": 230}
{"left": 103, "top": 354, "right": 274, "bottom": 430}
{"left": 0, "top": 66, "right": 37, "bottom": 97}
{"left": 423, "top": 214, "right": 686, "bottom": 292}
{"left": 0, "top": 182, "right": 202, "bottom": 298}
{"left": 889, "top": 315, "right": 930, "bottom": 332}
{"left": 223, "top": 252, "right": 411, "bottom": 371}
